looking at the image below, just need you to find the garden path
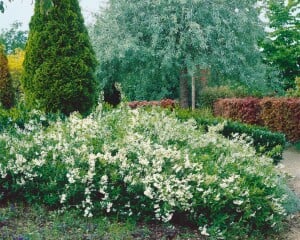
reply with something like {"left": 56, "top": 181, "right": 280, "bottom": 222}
{"left": 281, "top": 147, "right": 300, "bottom": 240}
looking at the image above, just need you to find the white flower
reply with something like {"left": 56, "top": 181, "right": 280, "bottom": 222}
{"left": 60, "top": 194, "right": 67, "bottom": 203}
{"left": 162, "top": 213, "right": 173, "bottom": 222}
{"left": 144, "top": 187, "right": 153, "bottom": 199}
{"left": 101, "top": 175, "right": 108, "bottom": 184}
{"left": 106, "top": 202, "right": 113, "bottom": 213}
{"left": 220, "top": 182, "right": 228, "bottom": 189}
{"left": 233, "top": 200, "right": 243, "bottom": 206}
{"left": 200, "top": 225, "right": 210, "bottom": 236}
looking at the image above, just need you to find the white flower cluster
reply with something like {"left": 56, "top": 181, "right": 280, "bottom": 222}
{"left": 0, "top": 104, "right": 288, "bottom": 238}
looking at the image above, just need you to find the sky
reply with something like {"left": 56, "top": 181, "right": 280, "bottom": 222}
{"left": 0, "top": 0, "right": 108, "bottom": 31}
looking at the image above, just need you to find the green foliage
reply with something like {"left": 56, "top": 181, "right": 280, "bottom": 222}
{"left": 91, "top": 0, "right": 276, "bottom": 101}
{"left": 0, "top": 21, "right": 28, "bottom": 54}
{"left": 175, "top": 108, "right": 286, "bottom": 162}
{"left": 0, "top": 45, "right": 14, "bottom": 109}
{"left": 0, "top": 100, "right": 64, "bottom": 133}
{"left": 22, "top": 0, "right": 98, "bottom": 115}
{"left": 261, "top": 0, "right": 300, "bottom": 90}
{"left": 286, "top": 77, "right": 300, "bottom": 97}
{"left": 197, "top": 85, "right": 251, "bottom": 109}
{"left": 0, "top": 105, "right": 289, "bottom": 238}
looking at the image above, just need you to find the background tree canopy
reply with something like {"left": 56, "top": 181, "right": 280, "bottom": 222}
{"left": 90, "top": 0, "right": 280, "bottom": 105}
{"left": 260, "top": 0, "right": 300, "bottom": 90}
{"left": 0, "top": 21, "right": 28, "bottom": 54}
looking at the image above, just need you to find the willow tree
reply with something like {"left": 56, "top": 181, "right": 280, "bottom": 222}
{"left": 91, "top": 0, "right": 275, "bottom": 107}
{"left": 22, "top": 0, "right": 97, "bottom": 115}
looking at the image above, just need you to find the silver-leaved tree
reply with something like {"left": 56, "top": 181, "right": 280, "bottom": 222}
{"left": 91, "top": 0, "right": 278, "bottom": 107}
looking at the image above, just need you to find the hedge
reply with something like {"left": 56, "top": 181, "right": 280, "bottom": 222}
{"left": 128, "top": 99, "right": 176, "bottom": 109}
{"left": 214, "top": 97, "right": 300, "bottom": 143}
{"left": 213, "top": 97, "right": 261, "bottom": 125}
{"left": 260, "top": 98, "right": 300, "bottom": 143}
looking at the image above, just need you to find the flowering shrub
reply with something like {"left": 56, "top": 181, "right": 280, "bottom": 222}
{"left": 175, "top": 108, "right": 286, "bottom": 163}
{"left": 0, "top": 104, "right": 288, "bottom": 238}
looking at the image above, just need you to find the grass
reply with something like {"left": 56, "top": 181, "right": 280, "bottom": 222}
{"left": 0, "top": 203, "right": 205, "bottom": 240}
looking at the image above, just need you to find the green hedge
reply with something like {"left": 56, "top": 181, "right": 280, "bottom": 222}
{"left": 175, "top": 109, "right": 286, "bottom": 163}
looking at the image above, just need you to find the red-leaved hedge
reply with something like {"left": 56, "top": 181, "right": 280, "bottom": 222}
{"left": 214, "top": 97, "right": 300, "bottom": 142}
{"left": 213, "top": 97, "right": 261, "bottom": 125}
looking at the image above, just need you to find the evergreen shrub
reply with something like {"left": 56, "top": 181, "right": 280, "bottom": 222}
{"left": 22, "top": 0, "right": 97, "bottom": 115}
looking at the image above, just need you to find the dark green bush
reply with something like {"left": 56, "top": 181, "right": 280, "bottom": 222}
{"left": 175, "top": 108, "right": 286, "bottom": 163}
{"left": 22, "top": 0, "right": 97, "bottom": 115}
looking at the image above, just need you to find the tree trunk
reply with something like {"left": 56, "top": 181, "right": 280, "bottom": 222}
{"left": 191, "top": 74, "right": 195, "bottom": 111}
{"left": 179, "top": 68, "right": 189, "bottom": 108}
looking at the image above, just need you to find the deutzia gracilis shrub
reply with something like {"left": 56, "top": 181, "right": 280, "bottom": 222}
{"left": 0, "top": 105, "right": 288, "bottom": 239}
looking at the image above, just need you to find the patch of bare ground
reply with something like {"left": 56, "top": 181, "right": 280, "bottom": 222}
{"left": 279, "top": 147, "right": 300, "bottom": 240}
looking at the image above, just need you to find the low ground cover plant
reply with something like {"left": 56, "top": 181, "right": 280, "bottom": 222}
{"left": 0, "top": 103, "right": 290, "bottom": 239}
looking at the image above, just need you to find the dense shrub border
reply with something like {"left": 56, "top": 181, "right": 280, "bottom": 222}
{"left": 214, "top": 97, "right": 300, "bottom": 143}
{"left": 0, "top": 105, "right": 289, "bottom": 239}
{"left": 175, "top": 109, "right": 286, "bottom": 163}
{"left": 126, "top": 99, "right": 285, "bottom": 161}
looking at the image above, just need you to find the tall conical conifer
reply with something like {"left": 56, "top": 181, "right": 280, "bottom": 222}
{"left": 22, "top": 0, "right": 97, "bottom": 115}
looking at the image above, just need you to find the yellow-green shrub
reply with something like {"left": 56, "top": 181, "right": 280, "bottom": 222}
{"left": 7, "top": 48, "right": 25, "bottom": 96}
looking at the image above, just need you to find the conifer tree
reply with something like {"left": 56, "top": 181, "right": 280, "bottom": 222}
{"left": 0, "top": 45, "right": 14, "bottom": 109}
{"left": 22, "top": 0, "right": 97, "bottom": 115}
